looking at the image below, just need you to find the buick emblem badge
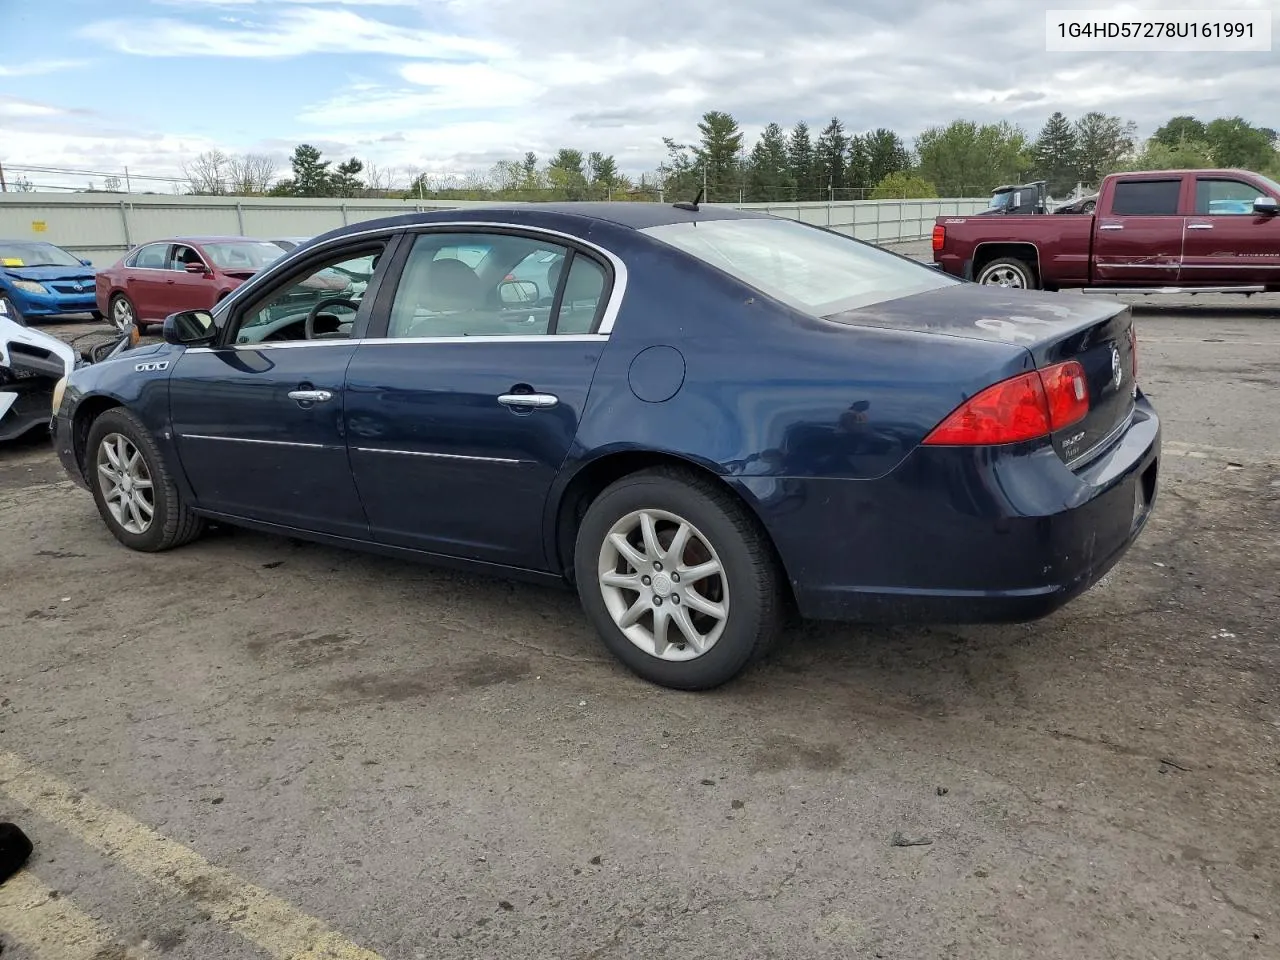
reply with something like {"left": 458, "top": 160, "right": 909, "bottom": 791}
{"left": 1111, "top": 346, "right": 1122, "bottom": 388}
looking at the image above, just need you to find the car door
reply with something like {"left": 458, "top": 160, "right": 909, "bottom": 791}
{"left": 343, "top": 227, "right": 617, "bottom": 569}
{"left": 165, "top": 244, "right": 217, "bottom": 315}
{"left": 1091, "top": 176, "right": 1185, "bottom": 284}
{"left": 1180, "top": 174, "right": 1280, "bottom": 285}
{"left": 127, "top": 242, "right": 177, "bottom": 321}
{"left": 167, "top": 232, "right": 400, "bottom": 537}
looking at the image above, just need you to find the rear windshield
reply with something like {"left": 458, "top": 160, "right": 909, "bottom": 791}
{"left": 640, "top": 217, "right": 956, "bottom": 316}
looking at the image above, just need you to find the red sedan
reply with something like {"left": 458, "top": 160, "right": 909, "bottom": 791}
{"left": 96, "top": 236, "right": 288, "bottom": 331}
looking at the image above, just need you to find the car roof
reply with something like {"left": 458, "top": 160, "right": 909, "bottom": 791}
{"left": 306, "top": 201, "right": 774, "bottom": 244}
{"left": 142, "top": 236, "right": 276, "bottom": 245}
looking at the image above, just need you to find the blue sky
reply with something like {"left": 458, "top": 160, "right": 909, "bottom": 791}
{"left": 2, "top": 0, "right": 1277, "bottom": 192}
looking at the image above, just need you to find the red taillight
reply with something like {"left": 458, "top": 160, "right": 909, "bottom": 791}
{"left": 931, "top": 224, "right": 945, "bottom": 251}
{"left": 923, "top": 360, "right": 1090, "bottom": 446}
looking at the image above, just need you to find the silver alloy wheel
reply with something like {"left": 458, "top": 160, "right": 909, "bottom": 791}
{"left": 96, "top": 432, "right": 155, "bottom": 534}
{"left": 981, "top": 265, "right": 1026, "bottom": 288}
{"left": 597, "top": 508, "right": 730, "bottom": 661}
{"left": 111, "top": 296, "right": 134, "bottom": 331}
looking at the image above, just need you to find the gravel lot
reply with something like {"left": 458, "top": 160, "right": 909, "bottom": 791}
{"left": 1, "top": 281, "right": 1277, "bottom": 959}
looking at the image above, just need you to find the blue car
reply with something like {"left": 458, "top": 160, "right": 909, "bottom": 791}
{"left": 52, "top": 203, "right": 1160, "bottom": 690}
{"left": 0, "top": 240, "right": 100, "bottom": 323}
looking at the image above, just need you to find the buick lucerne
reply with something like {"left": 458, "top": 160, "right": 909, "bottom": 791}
{"left": 54, "top": 203, "right": 1160, "bottom": 690}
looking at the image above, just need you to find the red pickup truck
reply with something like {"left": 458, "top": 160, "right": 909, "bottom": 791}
{"left": 932, "top": 168, "right": 1280, "bottom": 294}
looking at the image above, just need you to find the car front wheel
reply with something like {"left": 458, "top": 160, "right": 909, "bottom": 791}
{"left": 574, "top": 467, "right": 784, "bottom": 690}
{"left": 86, "top": 407, "right": 204, "bottom": 551}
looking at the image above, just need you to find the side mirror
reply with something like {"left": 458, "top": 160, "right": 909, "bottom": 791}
{"left": 499, "top": 279, "right": 539, "bottom": 305}
{"left": 185, "top": 262, "right": 209, "bottom": 274}
{"left": 163, "top": 309, "right": 216, "bottom": 346}
{"left": 1253, "top": 196, "right": 1278, "bottom": 215}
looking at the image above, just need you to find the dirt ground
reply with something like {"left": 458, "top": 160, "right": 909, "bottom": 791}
{"left": 1, "top": 295, "right": 1277, "bottom": 959}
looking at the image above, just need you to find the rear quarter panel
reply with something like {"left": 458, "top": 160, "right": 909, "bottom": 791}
{"left": 549, "top": 231, "right": 1034, "bottom": 558}
{"left": 935, "top": 215, "right": 1094, "bottom": 285}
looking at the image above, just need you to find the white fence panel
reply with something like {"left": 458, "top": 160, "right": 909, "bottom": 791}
{"left": 0, "top": 193, "right": 989, "bottom": 265}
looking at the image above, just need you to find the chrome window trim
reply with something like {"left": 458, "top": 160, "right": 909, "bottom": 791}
{"left": 179, "top": 434, "right": 329, "bottom": 450}
{"left": 212, "top": 220, "right": 628, "bottom": 335}
{"left": 353, "top": 446, "right": 524, "bottom": 465}
{"left": 185, "top": 333, "right": 608, "bottom": 354}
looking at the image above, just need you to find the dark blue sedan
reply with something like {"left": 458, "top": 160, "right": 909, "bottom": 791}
{"left": 53, "top": 203, "right": 1160, "bottom": 690}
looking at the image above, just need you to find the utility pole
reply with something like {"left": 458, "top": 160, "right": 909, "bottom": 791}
{"left": 0, "top": 162, "right": 7, "bottom": 193}
{"left": 124, "top": 166, "right": 132, "bottom": 193}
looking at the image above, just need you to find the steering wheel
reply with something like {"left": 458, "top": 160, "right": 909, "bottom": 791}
{"left": 304, "top": 297, "right": 361, "bottom": 340}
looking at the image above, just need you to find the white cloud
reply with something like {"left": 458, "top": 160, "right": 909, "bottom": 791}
{"left": 80, "top": 8, "right": 507, "bottom": 60}
{"left": 0, "top": 60, "right": 88, "bottom": 77}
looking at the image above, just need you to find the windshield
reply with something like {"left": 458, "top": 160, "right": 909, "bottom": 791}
{"left": 200, "top": 241, "right": 285, "bottom": 270}
{"left": 640, "top": 217, "right": 956, "bottom": 317}
{"left": 986, "top": 192, "right": 1013, "bottom": 210}
{"left": 0, "top": 241, "right": 83, "bottom": 268}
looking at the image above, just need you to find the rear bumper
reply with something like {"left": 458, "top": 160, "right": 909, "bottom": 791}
{"left": 753, "top": 394, "right": 1161, "bottom": 623}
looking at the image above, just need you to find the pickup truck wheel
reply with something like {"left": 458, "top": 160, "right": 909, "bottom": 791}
{"left": 977, "top": 257, "right": 1038, "bottom": 290}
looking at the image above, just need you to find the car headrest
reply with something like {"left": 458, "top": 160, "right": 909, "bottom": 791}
{"left": 421, "top": 257, "right": 483, "bottom": 310}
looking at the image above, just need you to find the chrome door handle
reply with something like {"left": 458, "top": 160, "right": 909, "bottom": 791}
{"left": 1187, "top": 223, "right": 1214, "bottom": 229}
{"left": 498, "top": 393, "right": 558, "bottom": 408}
{"left": 1098, "top": 224, "right": 1124, "bottom": 231}
{"left": 288, "top": 389, "right": 333, "bottom": 403}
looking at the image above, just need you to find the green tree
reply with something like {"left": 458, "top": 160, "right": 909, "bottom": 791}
{"left": 587, "top": 152, "right": 622, "bottom": 199}
{"left": 280, "top": 144, "right": 333, "bottom": 197}
{"left": 547, "top": 148, "right": 587, "bottom": 199}
{"left": 1204, "top": 117, "right": 1276, "bottom": 169}
{"left": 1074, "top": 112, "right": 1137, "bottom": 185}
{"left": 1152, "top": 115, "right": 1208, "bottom": 149}
{"left": 1125, "top": 138, "right": 1216, "bottom": 171}
{"left": 815, "top": 116, "right": 850, "bottom": 200}
{"left": 693, "top": 110, "right": 744, "bottom": 202}
{"left": 863, "top": 128, "right": 911, "bottom": 190}
{"left": 846, "top": 134, "right": 870, "bottom": 194}
{"left": 787, "top": 121, "right": 818, "bottom": 201}
{"left": 657, "top": 137, "right": 701, "bottom": 202}
{"left": 1032, "top": 111, "right": 1080, "bottom": 195}
{"left": 745, "top": 122, "right": 794, "bottom": 201}
{"left": 331, "top": 157, "right": 364, "bottom": 197}
{"left": 870, "top": 171, "right": 938, "bottom": 199}
{"left": 915, "top": 120, "right": 1028, "bottom": 195}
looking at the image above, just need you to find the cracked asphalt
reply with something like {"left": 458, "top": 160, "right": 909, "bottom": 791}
{"left": 1, "top": 290, "right": 1277, "bottom": 959}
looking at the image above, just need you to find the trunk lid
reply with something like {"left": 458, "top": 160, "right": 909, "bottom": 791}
{"left": 824, "top": 284, "right": 1137, "bottom": 467}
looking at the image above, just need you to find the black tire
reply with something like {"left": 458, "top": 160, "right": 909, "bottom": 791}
{"left": 85, "top": 407, "right": 204, "bottom": 552}
{"left": 573, "top": 466, "right": 784, "bottom": 690}
{"left": 90, "top": 309, "right": 104, "bottom": 321}
{"left": 976, "top": 256, "right": 1039, "bottom": 290}
{"left": 108, "top": 293, "right": 136, "bottom": 333}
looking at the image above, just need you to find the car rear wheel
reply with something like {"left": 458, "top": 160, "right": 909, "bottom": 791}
{"left": 976, "top": 257, "right": 1038, "bottom": 289}
{"left": 574, "top": 467, "right": 783, "bottom": 690}
{"left": 109, "top": 294, "right": 136, "bottom": 333}
{"left": 86, "top": 407, "right": 204, "bottom": 552}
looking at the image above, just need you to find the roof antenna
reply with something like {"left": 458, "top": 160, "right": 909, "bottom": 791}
{"left": 673, "top": 187, "right": 703, "bottom": 212}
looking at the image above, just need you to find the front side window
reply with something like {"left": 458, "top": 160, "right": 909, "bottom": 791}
{"left": 1110, "top": 179, "right": 1182, "bottom": 216}
{"left": 169, "top": 245, "right": 207, "bottom": 271}
{"left": 233, "top": 245, "right": 385, "bottom": 344}
{"left": 1195, "top": 178, "right": 1266, "bottom": 215}
{"left": 387, "top": 232, "right": 608, "bottom": 338}
{"left": 640, "top": 216, "right": 956, "bottom": 317}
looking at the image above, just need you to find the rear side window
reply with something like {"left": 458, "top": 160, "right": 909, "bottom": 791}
{"left": 1111, "top": 179, "right": 1182, "bottom": 216}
